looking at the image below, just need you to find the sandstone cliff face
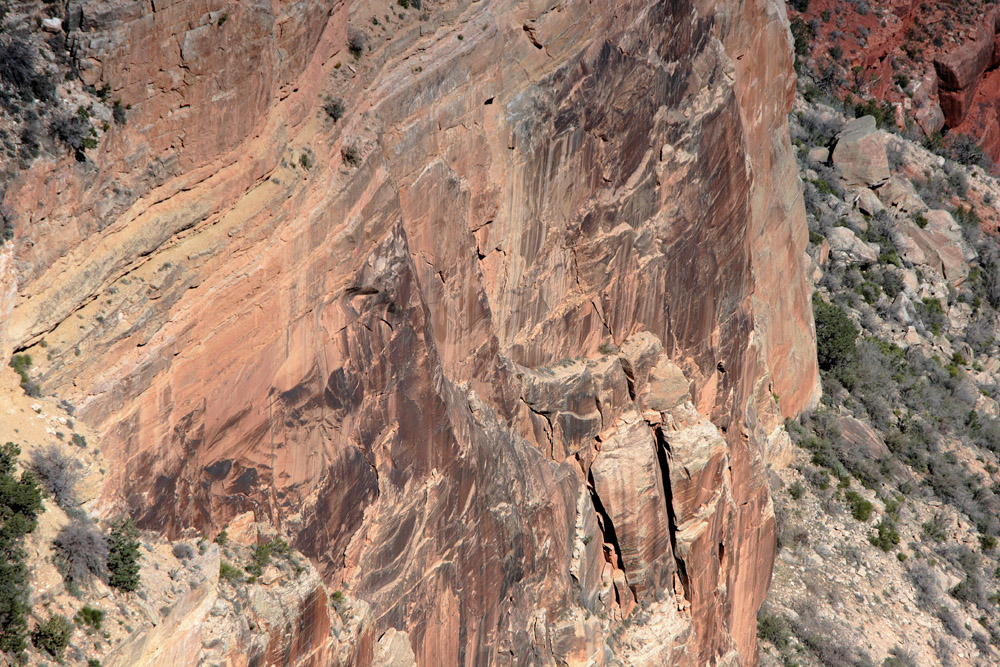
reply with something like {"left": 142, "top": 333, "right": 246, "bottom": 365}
{"left": 0, "top": 0, "right": 816, "bottom": 663}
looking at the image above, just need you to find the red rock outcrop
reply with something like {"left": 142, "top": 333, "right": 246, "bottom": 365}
{"left": 934, "top": 9, "right": 1000, "bottom": 128}
{"left": 0, "top": 0, "right": 817, "bottom": 663}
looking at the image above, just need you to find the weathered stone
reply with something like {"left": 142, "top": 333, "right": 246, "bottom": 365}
{"left": 915, "top": 102, "right": 946, "bottom": 136}
{"left": 826, "top": 226, "right": 878, "bottom": 266}
{"left": 904, "top": 210, "right": 972, "bottom": 284}
{"left": 808, "top": 146, "right": 829, "bottom": 163}
{"left": 832, "top": 116, "right": 890, "bottom": 188}
{"left": 591, "top": 410, "right": 673, "bottom": 598}
{"left": 837, "top": 416, "right": 890, "bottom": 460}
{"left": 642, "top": 356, "right": 691, "bottom": 413}
{"left": 372, "top": 629, "right": 416, "bottom": 667}
{"left": 934, "top": 30, "right": 994, "bottom": 91}
{"left": 878, "top": 174, "right": 928, "bottom": 214}
{"left": 854, "top": 187, "right": 885, "bottom": 217}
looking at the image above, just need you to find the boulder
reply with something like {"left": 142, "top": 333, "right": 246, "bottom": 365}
{"left": 837, "top": 416, "right": 890, "bottom": 460}
{"left": 915, "top": 102, "right": 945, "bottom": 137}
{"left": 891, "top": 224, "right": 927, "bottom": 266}
{"left": 904, "top": 210, "right": 971, "bottom": 284}
{"left": 826, "top": 226, "right": 878, "bottom": 266}
{"left": 933, "top": 19, "right": 996, "bottom": 126}
{"left": 890, "top": 293, "right": 916, "bottom": 326}
{"left": 878, "top": 174, "right": 927, "bottom": 214}
{"left": 911, "top": 64, "right": 940, "bottom": 137}
{"left": 42, "top": 17, "right": 62, "bottom": 33}
{"left": 832, "top": 116, "right": 890, "bottom": 188}
{"left": 934, "top": 30, "right": 994, "bottom": 91}
{"left": 808, "top": 146, "right": 830, "bottom": 164}
{"left": 854, "top": 187, "right": 885, "bottom": 216}
{"left": 373, "top": 629, "right": 417, "bottom": 667}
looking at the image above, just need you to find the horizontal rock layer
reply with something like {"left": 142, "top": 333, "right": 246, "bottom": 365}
{"left": 0, "top": 0, "right": 817, "bottom": 663}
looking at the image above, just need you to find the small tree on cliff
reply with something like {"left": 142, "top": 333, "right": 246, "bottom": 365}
{"left": 813, "top": 294, "right": 859, "bottom": 388}
{"left": 106, "top": 517, "right": 141, "bottom": 592}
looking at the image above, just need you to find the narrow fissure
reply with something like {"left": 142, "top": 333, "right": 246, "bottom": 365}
{"left": 587, "top": 469, "right": 626, "bottom": 574}
{"left": 656, "top": 429, "right": 690, "bottom": 602}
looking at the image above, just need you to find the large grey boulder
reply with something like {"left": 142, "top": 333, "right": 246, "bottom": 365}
{"left": 832, "top": 116, "right": 890, "bottom": 188}
{"left": 826, "top": 226, "right": 878, "bottom": 266}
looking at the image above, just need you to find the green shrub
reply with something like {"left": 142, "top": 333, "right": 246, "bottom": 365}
{"left": 845, "top": 490, "right": 874, "bottom": 521}
{"left": 871, "top": 519, "right": 900, "bottom": 551}
{"left": 922, "top": 513, "right": 948, "bottom": 542}
{"left": 913, "top": 213, "right": 928, "bottom": 229}
{"left": 214, "top": 528, "right": 228, "bottom": 546}
{"left": 810, "top": 178, "right": 835, "bottom": 195}
{"left": 112, "top": 100, "right": 127, "bottom": 126}
{"left": 0, "top": 442, "right": 45, "bottom": 658}
{"left": 31, "top": 614, "right": 71, "bottom": 659}
{"left": 75, "top": 605, "right": 103, "bottom": 630}
{"left": 788, "top": 481, "right": 805, "bottom": 500}
{"left": 757, "top": 610, "right": 790, "bottom": 649}
{"left": 8, "top": 354, "right": 37, "bottom": 396}
{"left": 219, "top": 561, "right": 242, "bottom": 583}
{"left": 980, "top": 534, "right": 997, "bottom": 551}
{"left": 916, "top": 297, "right": 945, "bottom": 336}
{"left": 245, "top": 542, "right": 272, "bottom": 579}
{"left": 789, "top": 17, "right": 811, "bottom": 71}
{"left": 813, "top": 295, "right": 858, "bottom": 386}
{"left": 107, "top": 517, "right": 141, "bottom": 592}
{"left": 855, "top": 98, "right": 897, "bottom": 130}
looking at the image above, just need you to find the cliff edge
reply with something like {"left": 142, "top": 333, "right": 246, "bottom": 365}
{"left": 0, "top": 0, "right": 818, "bottom": 663}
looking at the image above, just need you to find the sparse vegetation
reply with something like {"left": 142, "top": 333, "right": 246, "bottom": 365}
{"left": 342, "top": 142, "right": 362, "bottom": 166}
{"left": 30, "top": 444, "right": 81, "bottom": 509}
{"left": 53, "top": 516, "right": 108, "bottom": 590}
{"left": 0, "top": 442, "right": 44, "bottom": 659}
{"left": 219, "top": 561, "right": 242, "bottom": 583}
{"left": 9, "top": 354, "right": 37, "bottom": 396}
{"left": 172, "top": 542, "right": 194, "bottom": 560}
{"left": 348, "top": 28, "right": 368, "bottom": 58}
{"left": 50, "top": 107, "right": 99, "bottom": 159}
{"left": 0, "top": 37, "right": 53, "bottom": 108}
{"left": 112, "top": 99, "right": 127, "bottom": 126}
{"left": 31, "top": 614, "right": 71, "bottom": 659}
{"left": 75, "top": 605, "right": 103, "bottom": 631}
{"left": 323, "top": 96, "right": 345, "bottom": 122}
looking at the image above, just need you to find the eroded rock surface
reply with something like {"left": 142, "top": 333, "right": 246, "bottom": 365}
{"left": 0, "top": 0, "right": 817, "bottom": 663}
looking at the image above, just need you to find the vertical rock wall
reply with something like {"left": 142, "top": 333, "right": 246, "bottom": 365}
{"left": 0, "top": 0, "right": 817, "bottom": 663}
